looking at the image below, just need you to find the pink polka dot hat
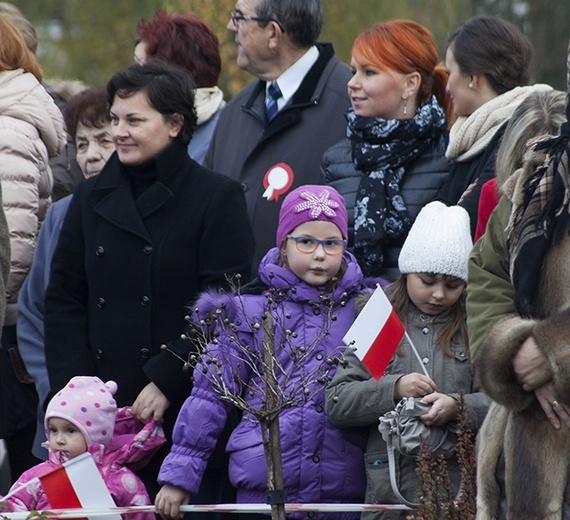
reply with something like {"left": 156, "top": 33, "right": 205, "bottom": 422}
{"left": 45, "top": 376, "right": 118, "bottom": 446}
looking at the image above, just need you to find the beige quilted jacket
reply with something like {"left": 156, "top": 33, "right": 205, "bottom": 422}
{"left": 0, "top": 68, "right": 65, "bottom": 325}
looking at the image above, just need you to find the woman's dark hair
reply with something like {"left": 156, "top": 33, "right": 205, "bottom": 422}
{"left": 63, "top": 86, "right": 110, "bottom": 143}
{"left": 447, "top": 15, "right": 533, "bottom": 95}
{"left": 136, "top": 10, "right": 221, "bottom": 88}
{"left": 107, "top": 61, "right": 197, "bottom": 145}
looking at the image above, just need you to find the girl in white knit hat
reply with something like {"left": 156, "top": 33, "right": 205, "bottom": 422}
{"left": 326, "top": 201, "right": 489, "bottom": 518}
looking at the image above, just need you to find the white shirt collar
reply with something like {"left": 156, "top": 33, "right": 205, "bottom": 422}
{"left": 266, "top": 46, "right": 319, "bottom": 111}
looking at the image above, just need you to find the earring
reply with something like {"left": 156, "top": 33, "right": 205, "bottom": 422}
{"left": 468, "top": 81, "right": 473, "bottom": 89}
{"left": 403, "top": 98, "right": 408, "bottom": 116}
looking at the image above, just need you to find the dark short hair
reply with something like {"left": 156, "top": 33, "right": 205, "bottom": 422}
{"left": 256, "top": 0, "right": 322, "bottom": 48}
{"left": 447, "top": 15, "right": 532, "bottom": 95}
{"left": 63, "top": 86, "right": 110, "bottom": 143}
{"left": 107, "top": 61, "right": 197, "bottom": 145}
{"left": 136, "top": 10, "right": 221, "bottom": 88}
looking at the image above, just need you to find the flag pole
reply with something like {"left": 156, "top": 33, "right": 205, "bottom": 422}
{"left": 404, "top": 331, "right": 429, "bottom": 377}
{"left": 382, "top": 282, "right": 428, "bottom": 378}
{"left": 1, "top": 477, "right": 40, "bottom": 502}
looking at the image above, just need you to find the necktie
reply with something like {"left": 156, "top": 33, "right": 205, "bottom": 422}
{"left": 266, "top": 82, "right": 282, "bottom": 123}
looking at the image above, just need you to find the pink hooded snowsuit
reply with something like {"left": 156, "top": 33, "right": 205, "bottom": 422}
{"left": 1, "top": 377, "right": 165, "bottom": 520}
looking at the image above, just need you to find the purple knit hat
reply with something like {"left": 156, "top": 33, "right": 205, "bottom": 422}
{"left": 276, "top": 185, "right": 348, "bottom": 247}
{"left": 45, "top": 376, "right": 118, "bottom": 447}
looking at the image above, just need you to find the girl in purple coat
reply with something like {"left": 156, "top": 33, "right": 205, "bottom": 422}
{"left": 156, "top": 186, "right": 372, "bottom": 520}
{"left": 1, "top": 376, "right": 165, "bottom": 520}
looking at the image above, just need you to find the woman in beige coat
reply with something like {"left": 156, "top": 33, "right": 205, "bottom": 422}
{"left": 0, "top": 15, "right": 65, "bottom": 484}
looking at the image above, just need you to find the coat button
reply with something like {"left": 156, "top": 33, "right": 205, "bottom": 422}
{"left": 316, "top": 353, "right": 323, "bottom": 361}
{"left": 315, "top": 405, "right": 323, "bottom": 413}
{"left": 422, "top": 327, "right": 429, "bottom": 335}
{"left": 95, "top": 245, "right": 104, "bottom": 257}
{"left": 313, "top": 307, "right": 321, "bottom": 315}
{"left": 422, "top": 357, "right": 429, "bottom": 365}
{"left": 241, "top": 182, "right": 247, "bottom": 192}
{"left": 312, "top": 455, "right": 320, "bottom": 463}
{"left": 141, "top": 296, "right": 150, "bottom": 306}
{"left": 97, "top": 297, "right": 106, "bottom": 309}
{"left": 308, "top": 513, "right": 315, "bottom": 519}
{"left": 139, "top": 348, "right": 151, "bottom": 359}
{"left": 96, "top": 349, "right": 104, "bottom": 360}
{"left": 143, "top": 245, "right": 153, "bottom": 255}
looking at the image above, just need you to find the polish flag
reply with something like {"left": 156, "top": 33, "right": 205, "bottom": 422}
{"left": 39, "top": 452, "right": 121, "bottom": 520}
{"left": 343, "top": 285, "right": 405, "bottom": 380}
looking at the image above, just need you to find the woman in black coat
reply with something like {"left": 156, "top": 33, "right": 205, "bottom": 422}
{"left": 438, "top": 15, "right": 546, "bottom": 237}
{"left": 43, "top": 62, "right": 255, "bottom": 498}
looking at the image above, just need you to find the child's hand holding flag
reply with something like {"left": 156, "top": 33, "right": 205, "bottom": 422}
{"left": 343, "top": 285, "right": 428, "bottom": 380}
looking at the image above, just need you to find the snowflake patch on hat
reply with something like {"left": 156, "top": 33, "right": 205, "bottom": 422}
{"left": 294, "top": 189, "right": 340, "bottom": 219}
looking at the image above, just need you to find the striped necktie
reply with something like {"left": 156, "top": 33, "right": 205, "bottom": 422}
{"left": 266, "top": 82, "right": 282, "bottom": 123}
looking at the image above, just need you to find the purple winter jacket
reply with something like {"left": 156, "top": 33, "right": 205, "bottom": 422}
{"left": 159, "top": 248, "right": 370, "bottom": 519}
{"left": 1, "top": 407, "right": 165, "bottom": 520}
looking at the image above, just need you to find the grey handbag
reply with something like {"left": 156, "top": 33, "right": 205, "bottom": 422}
{"left": 378, "top": 397, "right": 457, "bottom": 507}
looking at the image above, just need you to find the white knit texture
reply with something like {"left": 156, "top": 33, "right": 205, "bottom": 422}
{"left": 446, "top": 84, "right": 552, "bottom": 162}
{"left": 398, "top": 201, "right": 473, "bottom": 281}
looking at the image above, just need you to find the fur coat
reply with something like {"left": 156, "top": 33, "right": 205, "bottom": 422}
{"left": 468, "top": 146, "right": 570, "bottom": 519}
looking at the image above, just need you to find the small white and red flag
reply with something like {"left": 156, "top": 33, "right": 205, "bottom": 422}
{"left": 39, "top": 452, "right": 121, "bottom": 520}
{"left": 343, "top": 285, "right": 405, "bottom": 380}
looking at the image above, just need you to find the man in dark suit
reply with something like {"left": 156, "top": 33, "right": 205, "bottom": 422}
{"left": 205, "top": 0, "right": 352, "bottom": 270}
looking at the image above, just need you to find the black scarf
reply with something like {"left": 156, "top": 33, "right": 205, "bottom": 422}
{"left": 349, "top": 96, "right": 447, "bottom": 276}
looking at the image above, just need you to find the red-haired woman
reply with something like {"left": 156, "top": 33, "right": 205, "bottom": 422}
{"left": 321, "top": 19, "right": 452, "bottom": 280}
{"left": 134, "top": 10, "right": 224, "bottom": 165}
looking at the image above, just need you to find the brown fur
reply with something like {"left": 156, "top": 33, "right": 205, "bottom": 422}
{"left": 505, "top": 409, "right": 570, "bottom": 519}
{"left": 476, "top": 300, "right": 570, "bottom": 518}
{"left": 533, "top": 306, "right": 570, "bottom": 404}
{"left": 477, "top": 315, "right": 535, "bottom": 410}
{"left": 477, "top": 400, "right": 570, "bottom": 519}
{"left": 476, "top": 110, "right": 570, "bottom": 519}
{"left": 476, "top": 402, "right": 507, "bottom": 519}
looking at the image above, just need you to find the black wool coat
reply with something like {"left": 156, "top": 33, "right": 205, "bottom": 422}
{"left": 44, "top": 141, "right": 255, "bottom": 414}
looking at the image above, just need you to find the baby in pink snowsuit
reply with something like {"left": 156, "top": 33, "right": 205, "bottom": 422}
{"left": 0, "top": 376, "right": 165, "bottom": 520}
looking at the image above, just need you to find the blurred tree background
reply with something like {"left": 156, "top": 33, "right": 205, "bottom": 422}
{"left": 14, "top": 0, "right": 570, "bottom": 99}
